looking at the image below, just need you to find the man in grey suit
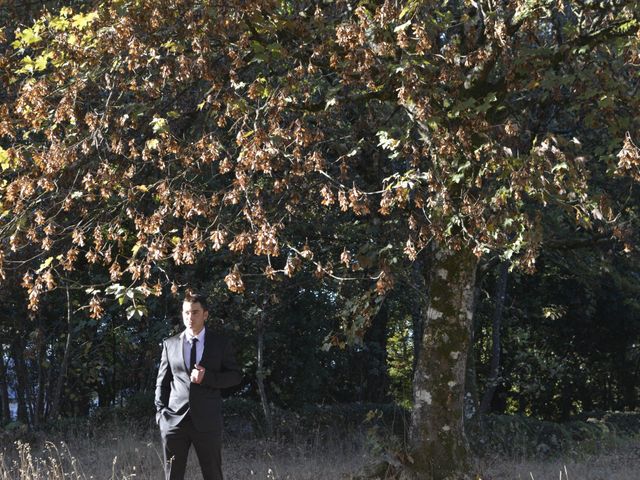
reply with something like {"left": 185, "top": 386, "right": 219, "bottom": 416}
{"left": 155, "top": 292, "right": 242, "bottom": 480}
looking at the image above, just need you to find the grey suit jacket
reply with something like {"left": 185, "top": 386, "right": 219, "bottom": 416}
{"left": 154, "top": 328, "right": 241, "bottom": 432}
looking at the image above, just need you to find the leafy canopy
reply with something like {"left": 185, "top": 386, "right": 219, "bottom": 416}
{"left": 0, "top": 0, "right": 639, "bottom": 312}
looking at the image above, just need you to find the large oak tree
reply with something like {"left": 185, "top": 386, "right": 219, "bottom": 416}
{"left": 1, "top": 1, "right": 639, "bottom": 478}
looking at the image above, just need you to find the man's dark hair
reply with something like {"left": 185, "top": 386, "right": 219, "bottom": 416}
{"left": 184, "top": 291, "right": 209, "bottom": 311}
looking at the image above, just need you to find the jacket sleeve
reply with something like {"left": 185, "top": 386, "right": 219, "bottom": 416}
{"left": 154, "top": 340, "right": 172, "bottom": 412}
{"left": 201, "top": 338, "right": 242, "bottom": 389}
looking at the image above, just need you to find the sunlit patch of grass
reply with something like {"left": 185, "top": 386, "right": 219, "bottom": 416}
{"left": 476, "top": 436, "right": 640, "bottom": 480}
{"left": 0, "top": 423, "right": 638, "bottom": 479}
{"left": 1, "top": 441, "right": 86, "bottom": 480}
{"left": 0, "top": 424, "right": 371, "bottom": 480}
{"left": 0, "top": 426, "right": 164, "bottom": 480}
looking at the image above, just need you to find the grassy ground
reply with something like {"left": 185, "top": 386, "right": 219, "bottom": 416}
{"left": 0, "top": 424, "right": 372, "bottom": 480}
{"left": 476, "top": 438, "right": 640, "bottom": 480}
{"left": 0, "top": 422, "right": 638, "bottom": 479}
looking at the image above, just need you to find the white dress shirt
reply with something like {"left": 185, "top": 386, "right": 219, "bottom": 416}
{"left": 182, "top": 328, "right": 205, "bottom": 371}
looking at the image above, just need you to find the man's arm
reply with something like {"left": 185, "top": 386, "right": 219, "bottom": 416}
{"left": 201, "top": 338, "right": 242, "bottom": 389}
{"left": 155, "top": 340, "right": 172, "bottom": 413}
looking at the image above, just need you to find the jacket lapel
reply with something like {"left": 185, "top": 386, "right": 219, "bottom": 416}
{"left": 171, "top": 334, "right": 189, "bottom": 377}
{"left": 201, "top": 328, "right": 215, "bottom": 366}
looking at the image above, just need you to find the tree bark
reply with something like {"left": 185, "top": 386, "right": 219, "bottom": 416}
{"left": 410, "top": 258, "right": 428, "bottom": 378}
{"left": 50, "top": 286, "right": 73, "bottom": 419}
{"left": 363, "top": 299, "right": 390, "bottom": 402}
{"left": 479, "top": 261, "right": 509, "bottom": 415}
{"left": 11, "top": 337, "right": 30, "bottom": 425}
{"left": 0, "top": 344, "right": 11, "bottom": 424}
{"left": 463, "top": 281, "right": 483, "bottom": 422}
{"left": 405, "top": 247, "right": 478, "bottom": 480}
{"left": 33, "top": 326, "right": 46, "bottom": 427}
{"left": 256, "top": 309, "right": 273, "bottom": 438}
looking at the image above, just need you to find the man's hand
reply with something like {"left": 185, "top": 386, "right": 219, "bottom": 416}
{"left": 190, "top": 364, "right": 205, "bottom": 384}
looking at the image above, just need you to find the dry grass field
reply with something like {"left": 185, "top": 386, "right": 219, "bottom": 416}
{"left": 475, "top": 437, "right": 640, "bottom": 480}
{"left": 0, "top": 422, "right": 638, "bottom": 480}
{"left": 1, "top": 425, "right": 370, "bottom": 480}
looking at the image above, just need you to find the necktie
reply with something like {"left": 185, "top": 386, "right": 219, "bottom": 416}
{"left": 189, "top": 338, "right": 198, "bottom": 372}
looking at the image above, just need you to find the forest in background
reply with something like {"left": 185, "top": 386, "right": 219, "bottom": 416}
{"left": 1, "top": 242, "right": 639, "bottom": 426}
{"left": 1, "top": 1, "right": 639, "bottom": 478}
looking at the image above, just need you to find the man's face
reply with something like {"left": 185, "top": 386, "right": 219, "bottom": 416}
{"left": 182, "top": 301, "right": 208, "bottom": 335}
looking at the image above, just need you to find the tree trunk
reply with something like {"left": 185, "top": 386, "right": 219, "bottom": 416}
{"left": 50, "top": 286, "right": 73, "bottom": 419}
{"left": 405, "top": 247, "right": 478, "bottom": 480}
{"left": 463, "top": 282, "right": 483, "bottom": 422}
{"left": 256, "top": 310, "right": 273, "bottom": 437}
{"left": 0, "top": 344, "right": 11, "bottom": 424}
{"left": 11, "top": 337, "right": 30, "bottom": 425}
{"left": 410, "top": 258, "right": 428, "bottom": 378}
{"left": 479, "top": 261, "right": 509, "bottom": 415}
{"left": 33, "top": 329, "right": 45, "bottom": 427}
{"left": 363, "top": 299, "right": 390, "bottom": 402}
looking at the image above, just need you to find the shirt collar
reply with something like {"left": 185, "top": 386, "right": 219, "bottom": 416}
{"left": 182, "top": 327, "right": 205, "bottom": 343}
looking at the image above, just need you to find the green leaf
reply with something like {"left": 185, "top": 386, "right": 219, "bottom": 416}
{"left": 16, "top": 56, "right": 35, "bottom": 75}
{"left": 71, "top": 11, "right": 99, "bottom": 30}
{"left": 131, "top": 243, "right": 142, "bottom": 257}
{"left": 513, "top": 0, "right": 535, "bottom": 25}
{"left": 34, "top": 52, "right": 53, "bottom": 71}
{"left": 105, "top": 284, "right": 125, "bottom": 296}
{"left": 145, "top": 138, "right": 160, "bottom": 150}
{"left": 394, "top": 20, "right": 412, "bottom": 33}
{"left": 614, "top": 19, "right": 638, "bottom": 34}
{"left": 398, "top": 0, "right": 419, "bottom": 19}
{"left": 150, "top": 117, "right": 169, "bottom": 134}
{"left": 13, "top": 26, "right": 42, "bottom": 49}
{"left": 126, "top": 304, "right": 147, "bottom": 320}
{"left": 0, "top": 147, "right": 12, "bottom": 171}
{"left": 161, "top": 40, "right": 183, "bottom": 53}
{"left": 36, "top": 256, "right": 54, "bottom": 273}
{"left": 376, "top": 131, "right": 400, "bottom": 151}
{"left": 50, "top": 16, "right": 71, "bottom": 31}
{"left": 476, "top": 93, "right": 497, "bottom": 113}
{"left": 551, "top": 162, "right": 568, "bottom": 173}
